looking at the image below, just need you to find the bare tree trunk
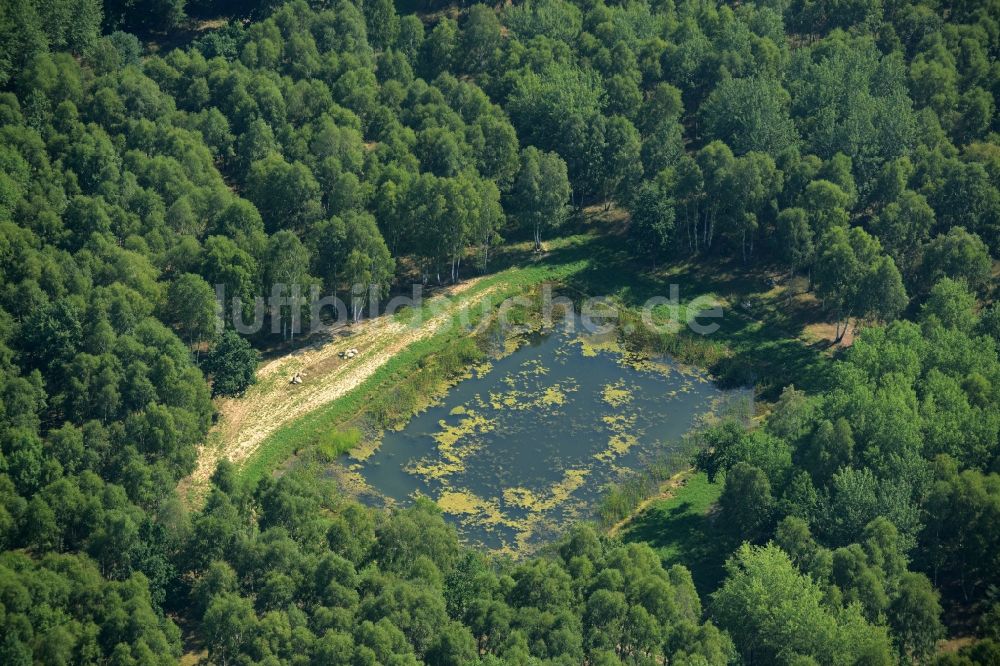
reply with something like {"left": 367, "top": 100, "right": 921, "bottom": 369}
{"left": 684, "top": 204, "right": 691, "bottom": 253}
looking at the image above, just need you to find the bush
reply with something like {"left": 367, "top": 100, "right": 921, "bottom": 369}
{"left": 205, "top": 330, "right": 259, "bottom": 397}
{"left": 315, "top": 428, "right": 363, "bottom": 461}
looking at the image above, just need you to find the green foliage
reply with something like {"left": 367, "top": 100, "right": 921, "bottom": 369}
{"left": 0, "top": 0, "right": 998, "bottom": 662}
{"left": 719, "top": 462, "right": 775, "bottom": 540}
{"left": 164, "top": 272, "right": 218, "bottom": 348}
{"left": 246, "top": 153, "right": 324, "bottom": 233}
{"left": 504, "top": 0, "right": 582, "bottom": 43}
{"left": 712, "top": 543, "right": 894, "bottom": 665}
{"left": 921, "top": 463, "right": 1000, "bottom": 605}
{"left": 182, "top": 471, "right": 736, "bottom": 664}
{"left": 920, "top": 277, "right": 977, "bottom": 331}
{"left": 814, "top": 226, "right": 908, "bottom": 338}
{"left": 314, "top": 427, "right": 362, "bottom": 461}
{"left": 889, "top": 572, "right": 944, "bottom": 661}
{"left": 363, "top": 0, "right": 399, "bottom": 51}
{"left": 204, "top": 329, "right": 258, "bottom": 397}
{"left": 506, "top": 146, "right": 571, "bottom": 249}
{"left": 696, "top": 420, "right": 793, "bottom": 485}
{"left": 506, "top": 61, "right": 605, "bottom": 181}
{"left": 628, "top": 175, "right": 676, "bottom": 262}
{"left": 919, "top": 227, "right": 993, "bottom": 292}
{"left": 788, "top": 34, "right": 916, "bottom": 183}
{"left": 701, "top": 76, "right": 798, "bottom": 155}
{"left": 0, "top": 551, "right": 182, "bottom": 664}
{"left": 0, "top": 0, "right": 101, "bottom": 87}
{"left": 776, "top": 207, "right": 814, "bottom": 271}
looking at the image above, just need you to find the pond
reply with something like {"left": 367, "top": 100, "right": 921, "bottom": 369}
{"left": 336, "top": 319, "right": 743, "bottom": 555}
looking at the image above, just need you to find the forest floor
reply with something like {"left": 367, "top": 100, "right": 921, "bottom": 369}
{"left": 144, "top": 17, "right": 231, "bottom": 54}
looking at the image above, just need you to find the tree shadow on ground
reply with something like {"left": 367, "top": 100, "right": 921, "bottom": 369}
{"left": 621, "top": 481, "right": 739, "bottom": 596}
{"left": 541, "top": 231, "right": 836, "bottom": 398}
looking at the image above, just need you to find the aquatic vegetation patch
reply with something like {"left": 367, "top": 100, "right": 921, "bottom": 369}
{"left": 407, "top": 411, "right": 496, "bottom": 480}
{"left": 540, "top": 385, "right": 568, "bottom": 406}
{"left": 437, "top": 490, "right": 496, "bottom": 516}
{"left": 573, "top": 333, "right": 624, "bottom": 358}
{"left": 502, "top": 468, "right": 589, "bottom": 513}
{"left": 601, "top": 380, "right": 634, "bottom": 407}
{"left": 471, "top": 361, "right": 493, "bottom": 377}
{"left": 347, "top": 436, "right": 381, "bottom": 462}
{"left": 484, "top": 378, "right": 577, "bottom": 412}
{"left": 349, "top": 315, "right": 736, "bottom": 553}
{"left": 595, "top": 412, "right": 640, "bottom": 461}
{"left": 433, "top": 412, "right": 496, "bottom": 449}
{"left": 624, "top": 356, "right": 675, "bottom": 374}
{"left": 598, "top": 433, "right": 640, "bottom": 460}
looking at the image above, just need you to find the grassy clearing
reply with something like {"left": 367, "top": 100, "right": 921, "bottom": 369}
{"left": 237, "top": 234, "right": 594, "bottom": 484}
{"left": 231, "top": 215, "right": 832, "bottom": 508}
{"left": 619, "top": 471, "right": 736, "bottom": 594}
{"left": 314, "top": 428, "right": 363, "bottom": 461}
{"left": 597, "top": 394, "right": 752, "bottom": 529}
{"left": 553, "top": 229, "right": 835, "bottom": 398}
{"left": 597, "top": 446, "right": 701, "bottom": 527}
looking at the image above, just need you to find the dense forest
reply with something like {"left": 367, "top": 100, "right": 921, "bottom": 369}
{"left": 1, "top": 0, "right": 999, "bottom": 663}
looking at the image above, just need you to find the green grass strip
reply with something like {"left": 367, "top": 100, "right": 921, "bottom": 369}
{"left": 238, "top": 237, "right": 593, "bottom": 484}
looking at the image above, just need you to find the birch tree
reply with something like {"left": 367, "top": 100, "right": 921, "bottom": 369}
{"left": 507, "top": 147, "right": 571, "bottom": 250}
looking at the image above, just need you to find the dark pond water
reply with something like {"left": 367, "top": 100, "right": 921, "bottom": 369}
{"left": 340, "top": 319, "right": 741, "bottom": 554}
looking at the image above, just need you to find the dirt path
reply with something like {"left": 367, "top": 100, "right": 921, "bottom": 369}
{"left": 180, "top": 277, "right": 503, "bottom": 498}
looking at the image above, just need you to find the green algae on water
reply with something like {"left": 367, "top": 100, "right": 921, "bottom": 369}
{"left": 343, "top": 317, "right": 742, "bottom": 554}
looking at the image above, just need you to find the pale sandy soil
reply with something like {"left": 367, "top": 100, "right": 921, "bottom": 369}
{"left": 802, "top": 319, "right": 857, "bottom": 347}
{"left": 179, "top": 277, "right": 503, "bottom": 501}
